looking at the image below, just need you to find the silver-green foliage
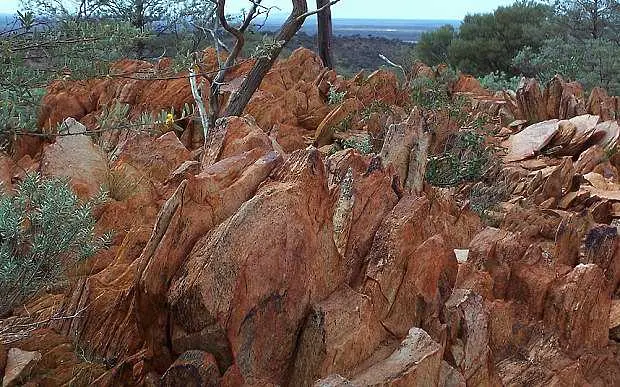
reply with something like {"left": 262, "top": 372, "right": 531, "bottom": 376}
{"left": 0, "top": 174, "right": 112, "bottom": 316}
{"left": 477, "top": 71, "right": 521, "bottom": 92}
{"left": 1, "top": 14, "right": 141, "bottom": 145}
{"left": 513, "top": 37, "right": 620, "bottom": 95}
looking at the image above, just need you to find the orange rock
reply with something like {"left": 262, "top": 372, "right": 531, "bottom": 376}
{"left": 168, "top": 148, "right": 343, "bottom": 384}
{"left": 318, "top": 328, "right": 443, "bottom": 386}
{"left": 161, "top": 351, "right": 220, "bottom": 386}
{"left": 314, "top": 98, "right": 364, "bottom": 147}
{"left": 291, "top": 285, "right": 387, "bottom": 385}
{"left": 544, "top": 264, "right": 611, "bottom": 356}
{"left": 40, "top": 118, "right": 109, "bottom": 198}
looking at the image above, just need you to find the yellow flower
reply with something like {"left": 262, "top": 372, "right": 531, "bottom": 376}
{"left": 165, "top": 113, "right": 174, "bottom": 127}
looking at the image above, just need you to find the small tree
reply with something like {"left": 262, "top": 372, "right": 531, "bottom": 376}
{"left": 448, "top": 1, "right": 552, "bottom": 75}
{"left": 0, "top": 174, "right": 111, "bottom": 317}
{"left": 192, "top": 0, "right": 342, "bottom": 137}
{"left": 548, "top": 0, "right": 619, "bottom": 40}
{"left": 414, "top": 24, "right": 455, "bottom": 66}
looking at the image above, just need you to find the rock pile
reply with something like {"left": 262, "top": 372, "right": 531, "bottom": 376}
{"left": 1, "top": 48, "right": 620, "bottom": 386}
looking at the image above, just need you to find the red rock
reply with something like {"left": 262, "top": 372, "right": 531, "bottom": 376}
{"left": 587, "top": 87, "right": 618, "bottom": 121}
{"left": 327, "top": 151, "right": 399, "bottom": 285}
{"left": 168, "top": 148, "right": 344, "bottom": 384}
{"left": 502, "top": 119, "right": 560, "bottom": 162}
{"left": 339, "top": 327, "right": 443, "bottom": 386}
{"left": 113, "top": 131, "right": 191, "bottom": 184}
{"left": 0, "top": 154, "right": 16, "bottom": 190}
{"left": 380, "top": 108, "right": 430, "bottom": 191}
{"left": 40, "top": 118, "right": 109, "bottom": 198}
{"left": 444, "top": 289, "right": 500, "bottom": 386}
{"left": 160, "top": 350, "right": 220, "bottom": 386}
{"left": 575, "top": 145, "right": 606, "bottom": 175}
{"left": 2, "top": 348, "right": 42, "bottom": 387}
{"left": 291, "top": 285, "right": 386, "bottom": 385}
{"left": 439, "top": 361, "right": 467, "bottom": 387}
{"left": 453, "top": 74, "right": 492, "bottom": 96}
{"left": 592, "top": 121, "right": 620, "bottom": 152}
{"left": 0, "top": 343, "right": 6, "bottom": 381}
{"left": 544, "top": 264, "right": 611, "bottom": 356}
{"left": 202, "top": 115, "right": 273, "bottom": 167}
{"left": 382, "top": 234, "right": 458, "bottom": 338}
{"left": 579, "top": 225, "right": 619, "bottom": 291}
{"left": 516, "top": 78, "right": 547, "bottom": 122}
{"left": 270, "top": 123, "right": 312, "bottom": 153}
{"left": 314, "top": 98, "right": 363, "bottom": 147}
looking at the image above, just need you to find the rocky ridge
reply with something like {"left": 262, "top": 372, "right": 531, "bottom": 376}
{"left": 1, "top": 48, "right": 620, "bottom": 386}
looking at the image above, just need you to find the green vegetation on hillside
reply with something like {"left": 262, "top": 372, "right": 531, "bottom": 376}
{"left": 415, "top": 0, "right": 620, "bottom": 94}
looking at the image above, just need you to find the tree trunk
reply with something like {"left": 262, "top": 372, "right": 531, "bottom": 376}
{"left": 224, "top": 1, "right": 309, "bottom": 117}
{"left": 316, "top": 0, "right": 335, "bottom": 68}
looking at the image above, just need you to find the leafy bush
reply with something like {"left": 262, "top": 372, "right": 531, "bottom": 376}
{"left": 448, "top": 1, "right": 552, "bottom": 75}
{"left": 425, "top": 130, "right": 497, "bottom": 187}
{"left": 327, "top": 85, "right": 347, "bottom": 106}
{"left": 0, "top": 15, "right": 141, "bottom": 148}
{"left": 0, "top": 174, "right": 112, "bottom": 316}
{"left": 414, "top": 24, "right": 455, "bottom": 66}
{"left": 513, "top": 37, "right": 620, "bottom": 94}
{"left": 478, "top": 71, "right": 521, "bottom": 91}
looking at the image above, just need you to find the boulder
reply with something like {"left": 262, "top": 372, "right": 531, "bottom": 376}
{"left": 327, "top": 151, "right": 399, "bottom": 285}
{"left": 112, "top": 131, "right": 192, "bottom": 184}
{"left": 2, "top": 348, "right": 41, "bottom": 387}
{"left": 40, "top": 117, "right": 109, "bottom": 198}
{"left": 502, "top": 119, "right": 560, "bottom": 162}
{"left": 544, "top": 264, "right": 611, "bottom": 356}
{"left": 291, "top": 286, "right": 386, "bottom": 386}
{"left": 382, "top": 234, "right": 458, "bottom": 338}
{"left": 317, "top": 328, "right": 443, "bottom": 387}
{"left": 380, "top": 107, "right": 430, "bottom": 192}
{"left": 160, "top": 351, "right": 220, "bottom": 386}
{"left": 168, "top": 148, "right": 345, "bottom": 384}
{"left": 443, "top": 289, "right": 500, "bottom": 386}
{"left": 202, "top": 115, "right": 273, "bottom": 167}
{"left": 516, "top": 78, "right": 547, "bottom": 122}
{"left": 587, "top": 87, "right": 618, "bottom": 121}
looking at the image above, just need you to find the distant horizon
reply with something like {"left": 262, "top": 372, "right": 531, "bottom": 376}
{"left": 0, "top": 12, "right": 462, "bottom": 23}
{"left": 0, "top": 0, "right": 517, "bottom": 20}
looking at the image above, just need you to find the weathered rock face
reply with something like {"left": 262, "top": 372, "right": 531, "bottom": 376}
{"left": 327, "top": 150, "right": 400, "bottom": 285}
{"left": 2, "top": 348, "right": 42, "bottom": 387}
{"left": 168, "top": 148, "right": 344, "bottom": 384}
{"left": 291, "top": 285, "right": 387, "bottom": 386}
{"left": 0, "top": 343, "right": 6, "bottom": 381}
{"left": 6, "top": 51, "right": 620, "bottom": 387}
{"left": 1, "top": 330, "right": 106, "bottom": 386}
{"left": 160, "top": 350, "right": 220, "bottom": 387}
{"left": 544, "top": 264, "right": 611, "bottom": 356}
{"left": 40, "top": 118, "right": 109, "bottom": 198}
{"left": 316, "top": 328, "right": 444, "bottom": 387}
{"left": 443, "top": 289, "right": 499, "bottom": 386}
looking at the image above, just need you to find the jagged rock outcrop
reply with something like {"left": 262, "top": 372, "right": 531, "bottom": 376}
{"left": 3, "top": 51, "right": 620, "bottom": 387}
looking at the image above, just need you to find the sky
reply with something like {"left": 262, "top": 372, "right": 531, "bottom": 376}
{"left": 0, "top": 0, "right": 518, "bottom": 20}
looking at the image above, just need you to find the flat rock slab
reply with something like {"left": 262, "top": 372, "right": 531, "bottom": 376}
{"left": 503, "top": 119, "right": 559, "bottom": 162}
{"left": 2, "top": 348, "right": 41, "bottom": 387}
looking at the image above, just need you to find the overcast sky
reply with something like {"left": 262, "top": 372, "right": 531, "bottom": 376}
{"left": 0, "top": 0, "right": 518, "bottom": 20}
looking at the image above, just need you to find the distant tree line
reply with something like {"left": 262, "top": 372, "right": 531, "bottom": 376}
{"left": 415, "top": 0, "right": 620, "bottom": 94}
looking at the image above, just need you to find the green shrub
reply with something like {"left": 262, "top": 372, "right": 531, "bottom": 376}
{"left": 513, "top": 37, "right": 620, "bottom": 94}
{"left": 0, "top": 174, "right": 112, "bottom": 317}
{"left": 478, "top": 71, "right": 521, "bottom": 91}
{"left": 425, "top": 130, "right": 497, "bottom": 187}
